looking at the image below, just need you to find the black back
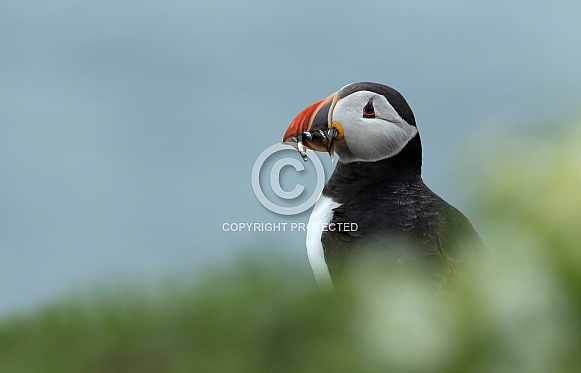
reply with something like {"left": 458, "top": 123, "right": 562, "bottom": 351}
{"left": 321, "top": 135, "right": 483, "bottom": 292}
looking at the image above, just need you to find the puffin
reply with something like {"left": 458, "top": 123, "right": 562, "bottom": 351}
{"left": 282, "top": 82, "right": 483, "bottom": 293}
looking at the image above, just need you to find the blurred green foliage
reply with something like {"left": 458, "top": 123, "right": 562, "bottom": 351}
{"left": 2, "top": 121, "right": 581, "bottom": 372}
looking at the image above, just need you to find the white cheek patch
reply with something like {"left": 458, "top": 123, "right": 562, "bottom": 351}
{"left": 348, "top": 121, "right": 417, "bottom": 162}
{"left": 333, "top": 91, "right": 417, "bottom": 162}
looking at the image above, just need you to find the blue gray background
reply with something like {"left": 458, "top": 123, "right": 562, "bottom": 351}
{"left": 2, "top": 1, "right": 581, "bottom": 317}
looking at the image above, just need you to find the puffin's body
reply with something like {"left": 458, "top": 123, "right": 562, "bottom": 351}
{"left": 283, "top": 82, "right": 483, "bottom": 292}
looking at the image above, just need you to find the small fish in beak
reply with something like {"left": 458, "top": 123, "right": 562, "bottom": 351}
{"left": 282, "top": 93, "right": 342, "bottom": 162}
{"left": 284, "top": 128, "right": 339, "bottom": 161}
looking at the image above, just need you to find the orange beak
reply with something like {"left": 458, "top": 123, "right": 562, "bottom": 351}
{"left": 282, "top": 94, "right": 339, "bottom": 161}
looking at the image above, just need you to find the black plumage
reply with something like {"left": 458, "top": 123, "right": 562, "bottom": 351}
{"left": 321, "top": 147, "right": 483, "bottom": 292}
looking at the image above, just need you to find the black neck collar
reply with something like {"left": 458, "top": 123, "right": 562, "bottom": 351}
{"left": 341, "top": 133, "right": 422, "bottom": 173}
{"left": 323, "top": 134, "right": 423, "bottom": 200}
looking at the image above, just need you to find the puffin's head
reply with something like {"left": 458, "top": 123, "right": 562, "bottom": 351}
{"left": 283, "top": 82, "right": 419, "bottom": 164}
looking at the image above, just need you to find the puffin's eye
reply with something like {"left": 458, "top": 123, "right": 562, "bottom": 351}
{"left": 363, "top": 101, "right": 375, "bottom": 118}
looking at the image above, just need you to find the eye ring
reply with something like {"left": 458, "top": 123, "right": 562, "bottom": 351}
{"left": 363, "top": 101, "right": 375, "bottom": 118}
